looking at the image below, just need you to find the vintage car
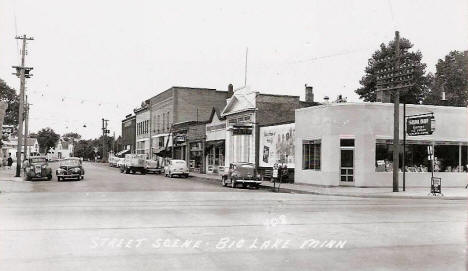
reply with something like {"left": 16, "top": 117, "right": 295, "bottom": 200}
{"left": 24, "top": 156, "right": 53, "bottom": 181}
{"left": 221, "top": 162, "right": 261, "bottom": 189}
{"left": 116, "top": 158, "right": 125, "bottom": 168}
{"left": 121, "top": 154, "right": 146, "bottom": 174}
{"left": 165, "top": 159, "right": 189, "bottom": 178}
{"left": 56, "top": 157, "right": 85, "bottom": 181}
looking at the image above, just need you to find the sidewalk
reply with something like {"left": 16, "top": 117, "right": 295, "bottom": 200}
{"left": 0, "top": 164, "right": 24, "bottom": 182}
{"left": 0, "top": 165, "right": 34, "bottom": 193}
{"left": 190, "top": 172, "right": 468, "bottom": 200}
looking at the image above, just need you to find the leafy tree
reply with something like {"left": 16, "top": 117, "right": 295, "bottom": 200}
{"left": 74, "top": 139, "right": 95, "bottom": 160}
{"left": 62, "top": 132, "right": 82, "bottom": 140}
{"left": 37, "top": 128, "right": 60, "bottom": 153}
{"left": 355, "top": 37, "right": 431, "bottom": 104}
{"left": 0, "top": 79, "right": 19, "bottom": 126}
{"left": 423, "top": 51, "right": 468, "bottom": 106}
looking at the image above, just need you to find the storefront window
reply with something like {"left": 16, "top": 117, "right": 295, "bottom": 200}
{"left": 303, "top": 140, "right": 320, "bottom": 170}
{"left": 375, "top": 140, "right": 468, "bottom": 172}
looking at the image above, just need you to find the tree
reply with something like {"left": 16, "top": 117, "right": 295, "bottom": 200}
{"left": 62, "top": 132, "right": 82, "bottom": 140}
{"left": 0, "top": 79, "right": 19, "bottom": 126}
{"left": 355, "top": 37, "right": 431, "bottom": 104}
{"left": 37, "top": 128, "right": 60, "bottom": 153}
{"left": 423, "top": 51, "right": 468, "bottom": 106}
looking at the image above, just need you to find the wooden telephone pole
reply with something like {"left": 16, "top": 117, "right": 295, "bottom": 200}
{"left": 23, "top": 95, "right": 30, "bottom": 158}
{"left": 12, "top": 35, "right": 34, "bottom": 177}
{"left": 375, "top": 31, "right": 417, "bottom": 192}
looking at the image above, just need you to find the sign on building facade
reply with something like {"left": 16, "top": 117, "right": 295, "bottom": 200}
{"left": 259, "top": 123, "right": 295, "bottom": 168}
{"left": 406, "top": 114, "right": 435, "bottom": 136}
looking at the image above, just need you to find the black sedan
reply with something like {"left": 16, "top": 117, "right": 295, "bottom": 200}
{"left": 56, "top": 157, "right": 85, "bottom": 181}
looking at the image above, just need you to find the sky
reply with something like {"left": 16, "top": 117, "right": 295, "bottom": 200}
{"left": 1, "top": 0, "right": 467, "bottom": 139}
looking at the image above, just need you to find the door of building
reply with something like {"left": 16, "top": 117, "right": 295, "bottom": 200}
{"left": 340, "top": 139, "right": 355, "bottom": 185}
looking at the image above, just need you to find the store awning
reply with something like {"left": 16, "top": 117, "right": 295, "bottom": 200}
{"left": 116, "top": 149, "right": 130, "bottom": 156}
{"left": 154, "top": 147, "right": 171, "bottom": 157}
{"left": 205, "top": 140, "right": 225, "bottom": 148}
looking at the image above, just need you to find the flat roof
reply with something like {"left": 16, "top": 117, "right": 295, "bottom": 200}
{"left": 296, "top": 102, "right": 468, "bottom": 113}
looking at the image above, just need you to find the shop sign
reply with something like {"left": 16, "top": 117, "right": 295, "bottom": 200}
{"left": 232, "top": 126, "right": 252, "bottom": 135}
{"left": 407, "top": 115, "right": 435, "bottom": 136}
{"left": 174, "top": 135, "right": 186, "bottom": 143}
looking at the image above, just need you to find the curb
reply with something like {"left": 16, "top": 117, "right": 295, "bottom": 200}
{"left": 259, "top": 185, "right": 468, "bottom": 200}
{"left": 190, "top": 175, "right": 467, "bottom": 199}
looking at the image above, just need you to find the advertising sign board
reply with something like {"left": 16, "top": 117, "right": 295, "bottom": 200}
{"left": 259, "top": 123, "right": 295, "bottom": 168}
{"left": 407, "top": 115, "right": 435, "bottom": 136}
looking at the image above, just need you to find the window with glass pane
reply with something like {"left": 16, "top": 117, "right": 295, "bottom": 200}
{"left": 375, "top": 140, "right": 468, "bottom": 173}
{"left": 303, "top": 140, "right": 321, "bottom": 170}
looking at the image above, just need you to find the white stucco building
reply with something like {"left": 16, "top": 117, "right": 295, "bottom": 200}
{"left": 295, "top": 103, "right": 468, "bottom": 187}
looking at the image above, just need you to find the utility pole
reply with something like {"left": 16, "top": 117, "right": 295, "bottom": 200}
{"left": 102, "top": 118, "right": 109, "bottom": 162}
{"left": 23, "top": 95, "right": 29, "bottom": 158}
{"left": 375, "top": 31, "right": 416, "bottom": 192}
{"left": 12, "top": 35, "right": 34, "bottom": 177}
{"left": 392, "top": 31, "right": 400, "bottom": 192}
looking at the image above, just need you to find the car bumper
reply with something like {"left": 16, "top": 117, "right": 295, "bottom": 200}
{"left": 57, "top": 174, "right": 81, "bottom": 178}
{"left": 170, "top": 171, "right": 189, "bottom": 175}
{"left": 235, "top": 179, "right": 262, "bottom": 184}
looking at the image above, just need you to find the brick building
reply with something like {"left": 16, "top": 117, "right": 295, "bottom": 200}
{"left": 134, "top": 100, "right": 150, "bottom": 157}
{"left": 171, "top": 120, "right": 207, "bottom": 173}
{"left": 149, "top": 86, "right": 229, "bottom": 158}
{"left": 121, "top": 114, "right": 136, "bottom": 154}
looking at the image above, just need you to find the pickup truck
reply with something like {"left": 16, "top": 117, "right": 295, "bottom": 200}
{"left": 120, "top": 154, "right": 146, "bottom": 174}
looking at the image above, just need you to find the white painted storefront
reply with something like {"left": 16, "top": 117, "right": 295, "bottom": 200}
{"left": 295, "top": 103, "right": 468, "bottom": 187}
{"left": 222, "top": 89, "right": 257, "bottom": 169}
{"left": 205, "top": 109, "right": 226, "bottom": 175}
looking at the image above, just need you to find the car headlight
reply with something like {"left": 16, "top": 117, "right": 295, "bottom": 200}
{"left": 72, "top": 168, "right": 81, "bottom": 173}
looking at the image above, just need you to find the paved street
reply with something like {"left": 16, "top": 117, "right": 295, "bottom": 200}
{"left": 0, "top": 162, "right": 466, "bottom": 270}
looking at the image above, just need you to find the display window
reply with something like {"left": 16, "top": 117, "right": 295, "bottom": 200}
{"left": 375, "top": 139, "right": 468, "bottom": 172}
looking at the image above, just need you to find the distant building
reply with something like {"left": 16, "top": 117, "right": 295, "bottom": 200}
{"left": 130, "top": 86, "right": 231, "bottom": 159}
{"left": 134, "top": 101, "right": 150, "bottom": 158}
{"left": 2, "top": 137, "right": 39, "bottom": 162}
{"left": 47, "top": 138, "right": 74, "bottom": 160}
{"left": 120, "top": 114, "right": 136, "bottom": 155}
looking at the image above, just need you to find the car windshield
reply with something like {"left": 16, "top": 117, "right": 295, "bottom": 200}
{"left": 237, "top": 164, "right": 255, "bottom": 175}
{"left": 61, "top": 160, "right": 80, "bottom": 167}
{"left": 30, "top": 158, "right": 46, "bottom": 164}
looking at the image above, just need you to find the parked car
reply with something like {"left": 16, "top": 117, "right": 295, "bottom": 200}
{"left": 116, "top": 158, "right": 125, "bottom": 168}
{"left": 145, "top": 158, "right": 164, "bottom": 174}
{"left": 56, "top": 157, "right": 85, "bottom": 181}
{"left": 121, "top": 154, "right": 146, "bottom": 174}
{"left": 165, "top": 159, "right": 189, "bottom": 178}
{"left": 23, "top": 156, "right": 53, "bottom": 181}
{"left": 108, "top": 156, "right": 117, "bottom": 167}
{"left": 222, "top": 162, "right": 261, "bottom": 189}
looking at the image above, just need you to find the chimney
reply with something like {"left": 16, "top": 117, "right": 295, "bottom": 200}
{"left": 227, "top": 83, "right": 234, "bottom": 98}
{"left": 305, "top": 84, "right": 314, "bottom": 103}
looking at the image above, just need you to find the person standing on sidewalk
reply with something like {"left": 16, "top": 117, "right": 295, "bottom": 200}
{"left": 7, "top": 153, "right": 13, "bottom": 169}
